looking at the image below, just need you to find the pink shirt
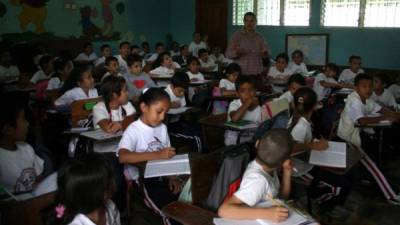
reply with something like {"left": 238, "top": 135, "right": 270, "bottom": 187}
{"left": 226, "top": 30, "right": 270, "bottom": 75}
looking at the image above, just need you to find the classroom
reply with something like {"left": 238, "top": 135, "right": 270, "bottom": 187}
{"left": 1, "top": 0, "right": 400, "bottom": 225}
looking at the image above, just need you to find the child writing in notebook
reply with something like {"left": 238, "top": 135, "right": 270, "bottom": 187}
{"left": 102, "top": 56, "right": 123, "bottom": 82}
{"left": 149, "top": 52, "right": 181, "bottom": 77}
{"left": 371, "top": 73, "right": 398, "bottom": 109}
{"left": 55, "top": 66, "right": 98, "bottom": 107}
{"left": 46, "top": 153, "right": 120, "bottom": 225}
{"left": 338, "top": 55, "right": 364, "bottom": 87}
{"left": 288, "top": 87, "right": 351, "bottom": 216}
{"left": 118, "top": 88, "right": 183, "bottom": 220}
{"left": 313, "top": 63, "right": 344, "bottom": 102}
{"left": 218, "top": 129, "right": 293, "bottom": 222}
{"left": 268, "top": 53, "right": 292, "bottom": 93}
{"left": 225, "top": 77, "right": 261, "bottom": 146}
{"left": 288, "top": 50, "right": 307, "bottom": 75}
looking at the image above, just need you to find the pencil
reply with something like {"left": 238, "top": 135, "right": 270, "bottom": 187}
{"left": 266, "top": 194, "right": 282, "bottom": 207}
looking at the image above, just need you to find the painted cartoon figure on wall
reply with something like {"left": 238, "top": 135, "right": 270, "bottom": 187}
{"left": 80, "top": 5, "right": 102, "bottom": 39}
{"left": 101, "top": 0, "right": 113, "bottom": 37}
{"left": 10, "top": 0, "right": 48, "bottom": 34}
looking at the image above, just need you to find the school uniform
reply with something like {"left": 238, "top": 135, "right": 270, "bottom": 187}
{"left": 150, "top": 64, "right": 180, "bottom": 76}
{"left": 170, "top": 50, "right": 180, "bottom": 57}
{"left": 123, "top": 72, "right": 156, "bottom": 99}
{"left": 139, "top": 51, "right": 152, "bottom": 60}
{"left": 288, "top": 62, "right": 308, "bottom": 74}
{"left": 276, "top": 90, "right": 294, "bottom": 104}
{"left": 338, "top": 68, "right": 364, "bottom": 84}
{"left": 234, "top": 160, "right": 280, "bottom": 206}
{"left": 0, "top": 65, "right": 20, "bottom": 80}
{"left": 173, "top": 55, "right": 188, "bottom": 67}
{"left": 101, "top": 72, "right": 123, "bottom": 82}
{"left": 219, "top": 79, "right": 236, "bottom": 91}
{"left": 165, "top": 84, "right": 186, "bottom": 107}
{"left": 54, "top": 87, "right": 98, "bottom": 106}
{"left": 147, "top": 53, "right": 159, "bottom": 63}
{"left": 186, "top": 71, "right": 205, "bottom": 81}
{"left": 94, "top": 56, "right": 106, "bottom": 66}
{"left": 225, "top": 99, "right": 262, "bottom": 146}
{"left": 68, "top": 200, "right": 120, "bottom": 225}
{"left": 371, "top": 89, "right": 398, "bottom": 108}
{"left": 74, "top": 52, "right": 98, "bottom": 63}
{"left": 188, "top": 41, "right": 207, "bottom": 57}
{"left": 199, "top": 58, "right": 217, "bottom": 71}
{"left": 115, "top": 55, "right": 129, "bottom": 74}
{"left": 30, "top": 70, "right": 52, "bottom": 84}
{"left": 209, "top": 53, "right": 225, "bottom": 63}
{"left": 46, "top": 77, "right": 64, "bottom": 90}
{"left": 313, "top": 73, "right": 338, "bottom": 101}
{"left": 212, "top": 79, "right": 236, "bottom": 115}
{"left": 0, "top": 142, "right": 44, "bottom": 194}
{"left": 267, "top": 66, "right": 292, "bottom": 93}
{"left": 388, "top": 84, "right": 400, "bottom": 99}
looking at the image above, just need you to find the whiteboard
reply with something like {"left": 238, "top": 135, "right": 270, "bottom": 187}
{"left": 286, "top": 34, "right": 329, "bottom": 66}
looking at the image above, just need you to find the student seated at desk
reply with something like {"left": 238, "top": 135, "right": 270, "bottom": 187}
{"left": 115, "top": 41, "right": 130, "bottom": 74}
{"left": 165, "top": 73, "right": 189, "bottom": 109}
{"left": 74, "top": 42, "right": 98, "bottom": 66}
{"left": 289, "top": 87, "right": 350, "bottom": 216}
{"left": 130, "top": 45, "right": 141, "bottom": 55}
{"left": 371, "top": 73, "right": 398, "bottom": 109}
{"left": 101, "top": 56, "right": 123, "bottom": 82}
{"left": 54, "top": 66, "right": 98, "bottom": 107}
{"left": 123, "top": 55, "right": 156, "bottom": 102}
{"left": 288, "top": 50, "right": 308, "bottom": 75}
{"left": 198, "top": 48, "right": 217, "bottom": 72}
{"left": 225, "top": 77, "right": 261, "bottom": 146}
{"left": 338, "top": 55, "right": 364, "bottom": 87}
{"left": 210, "top": 45, "right": 231, "bottom": 64}
{"left": 186, "top": 57, "right": 205, "bottom": 82}
{"left": 149, "top": 52, "right": 181, "bottom": 77}
{"left": 388, "top": 77, "right": 400, "bottom": 101}
{"left": 169, "top": 41, "right": 180, "bottom": 57}
{"left": 276, "top": 74, "right": 306, "bottom": 105}
{"left": 0, "top": 49, "right": 20, "bottom": 82}
{"left": 173, "top": 44, "right": 190, "bottom": 67}
{"left": 189, "top": 32, "right": 207, "bottom": 58}
{"left": 94, "top": 44, "right": 112, "bottom": 67}
{"left": 46, "top": 57, "right": 73, "bottom": 91}
{"left": 212, "top": 63, "right": 240, "bottom": 114}
{"left": 218, "top": 129, "right": 293, "bottom": 222}
{"left": 147, "top": 42, "right": 165, "bottom": 64}
{"left": 30, "top": 55, "right": 54, "bottom": 85}
{"left": 313, "top": 63, "right": 344, "bottom": 102}
{"left": 338, "top": 73, "right": 400, "bottom": 205}
{"left": 267, "top": 53, "right": 292, "bottom": 93}
{"left": 118, "top": 88, "right": 183, "bottom": 223}
{"left": 139, "top": 41, "right": 152, "bottom": 60}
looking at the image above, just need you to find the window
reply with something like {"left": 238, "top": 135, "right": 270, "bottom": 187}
{"left": 321, "top": 0, "right": 400, "bottom": 27}
{"left": 232, "top": 0, "right": 311, "bottom": 26}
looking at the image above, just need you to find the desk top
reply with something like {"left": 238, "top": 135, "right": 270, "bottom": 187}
{"left": 162, "top": 201, "right": 216, "bottom": 225}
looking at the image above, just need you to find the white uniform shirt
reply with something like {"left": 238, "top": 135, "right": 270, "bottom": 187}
{"left": 219, "top": 79, "right": 236, "bottom": 91}
{"left": 115, "top": 55, "right": 129, "bottom": 74}
{"left": 165, "top": 84, "right": 186, "bottom": 107}
{"left": 313, "top": 73, "right": 338, "bottom": 101}
{"left": 188, "top": 41, "right": 207, "bottom": 57}
{"left": 46, "top": 77, "right": 64, "bottom": 90}
{"left": 388, "top": 84, "right": 400, "bottom": 99}
{"left": 74, "top": 52, "right": 98, "bottom": 62}
{"left": 186, "top": 71, "right": 205, "bottom": 81}
{"left": 30, "top": 70, "right": 52, "bottom": 84}
{"left": 268, "top": 66, "right": 292, "bottom": 93}
{"left": 0, "top": 65, "right": 20, "bottom": 80}
{"left": 54, "top": 87, "right": 98, "bottom": 106}
{"left": 68, "top": 200, "right": 120, "bottom": 225}
{"left": 371, "top": 89, "right": 398, "bottom": 108}
{"left": 276, "top": 90, "right": 294, "bottom": 104}
{"left": 94, "top": 56, "right": 106, "bottom": 66}
{"left": 288, "top": 62, "right": 307, "bottom": 74}
{"left": 338, "top": 68, "right": 364, "bottom": 84}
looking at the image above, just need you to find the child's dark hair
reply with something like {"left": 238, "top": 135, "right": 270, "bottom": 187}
{"left": 198, "top": 48, "right": 208, "bottom": 57}
{"left": 275, "top": 53, "right": 289, "bottom": 63}
{"left": 349, "top": 55, "right": 361, "bottom": 63}
{"left": 180, "top": 44, "right": 188, "bottom": 51}
{"left": 224, "top": 63, "right": 242, "bottom": 77}
{"left": 287, "top": 74, "right": 306, "bottom": 86}
{"left": 237, "top": 75, "right": 255, "bottom": 89}
{"left": 289, "top": 87, "right": 317, "bottom": 131}
{"left": 291, "top": 50, "right": 304, "bottom": 58}
{"left": 60, "top": 66, "right": 92, "bottom": 95}
{"left": 171, "top": 72, "right": 190, "bottom": 89}
{"left": 83, "top": 42, "right": 92, "bottom": 49}
{"left": 257, "top": 128, "right": 293, "bottom": 169}
{"left": 119, "top": 41, "right": 130, "bottom": 49}
{"left": 105, "top": 56, "right": 118, "bottom": 66}
{"left": 53, "top": 57, "right": 71, "bottom": 78}
{"left": 142, "top": 41, "right": 149, "bottom": 48}
{"left": 130, "top": 45, "right": 139, "bottom": 50}
{"left": 325, "top": 63, "right": 339, "bottom": 74}
{"left": 354, "top": 73, "right": 373, "bottom": 86}
{"left": 153, "top": 52, "right": 171, "bottom": 68}
{"left": 244, "top": 11, "right": 256, "bottom": 19}
{"left": 100, "top": 44, "right": 110, "bottom": 52}
{"left": 155, "top": 42, "right": 164, "bottom": 49}
{"left": 0, "top": 97, "right": 25, "bottom": 139}
{"left": 39, "top": 55, "right": 53, "bottom": 70}
{"left": 373, "top": 72, "right": 388, "bottom": 85}
{"left": 45, "top": 153, "right": 114, "bottom": 225}
{"left": 187, "top": 56, "right": 200, "bottom": 65}
{"left": 139, "top": 87, "right": 170, "bottom": 107}
{"left": 127, "top": 54, "right": 143, "bottom": 67}
{"left": 101, "top": 76, "right": 127, "bottom": 114}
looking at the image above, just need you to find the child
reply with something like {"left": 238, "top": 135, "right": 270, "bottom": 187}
{"left": 94, "top": 44, "right": 112, "bottom": 66}
{"left": 165, "top": 73, "right": 190, "bottom": 109}
{"left": 74, "top": 42, "right": 98, "bottom": 65}
{"left": 130, "top": 45, "right": 141, "bottom": 55}
{"left": 276, "top": 73, "right": 306, "bottom": 104}
{"left": 371, "top": 73, "right": 398, "bottom": 109}
{"left": 173, "top": 44, "right": 190, "bottom": 67}
{"left": 139, "top": 41, "right": 152, "bottom": 60}
{"left": 388, "top": 77, "right": 400, "bottom": 100}
{"left": 313, "top": 63, "right": 343, "bottom": 102}
{"left": 288, "top": 50, "right": 308, "bottom": 75}
{"left": 123, "top": 54, "right": 156, "bottom": 101}
{"left": 186, "top": 57, "right": 205, "bottom": 82}
{"left": 118, "top": 88, "right": 183, "bottom": 223}
{"left": 218, "top": 129, "right": 293, "bottom": 222}
{"left": 147, "top": 42, "right": 165, "bottom": 63}
{"left": 267, "top": 53, "right": 292, "bottom": 93}
{"left": 225, "top": 77, "right": 261, "bottom": 146}
{"left": 338, "top": 73, "right": 400, "bottom": 204}
{"left": 46, "top": 57, "right": 74, "bottom": 91}
{"left": 209, "top": 45, "right": 226, "bottom": 64}
{"left": 115, "top": 41, "right": 130, "bottom": 74}
{"left": 189, "top": 32, "right": 207, "bottom": 57}
{"left": 46, "top": 153, "right": 120, "bottom": 225}
{"left": 0, "top": 49, "right": 20, "bottom": 82}
{"left": 198, "top": 48, "right": 217, "bottom": 72}
{"left": 149, "top": 52, "right": 181, "bottom": 77}
{"left": 102, "top": 56, "right": 123, "bottom": 82}
{"left": 169, "top": 41, "right": 180, "bottom": 57}
{"left": 30, "top": 55, "right": 54, "bottom": 84}
{"left": 338, "top": 55, "right": 364, "bottom": 86}
{"left": 55, "top": 66, "right": 98, "bottom": 106}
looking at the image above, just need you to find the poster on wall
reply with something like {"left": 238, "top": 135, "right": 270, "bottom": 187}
{"left": 285, "top": 34, "right": 329, "bottom": 66}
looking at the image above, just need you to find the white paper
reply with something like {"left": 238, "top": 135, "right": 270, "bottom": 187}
{"left": 224, "top": 121, "right": 259, "bottom": 130}
{"left": 80, "top": 129, "right": 123, "bottom": 141}
{"left": 309, "top": 141, "right": 346, "bottom": 168}
{"left": 190, "top": 80, "right": 211, "bottom": 84}
{"left": 168, "top": 107, "right": 192, "bottom": 115}
{"left": 144, "top": 154, "right": 191, "bottom": 178}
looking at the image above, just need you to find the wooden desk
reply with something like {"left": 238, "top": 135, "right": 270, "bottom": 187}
{"left": 162, "top": 201, "right": 216, "bottom": 225}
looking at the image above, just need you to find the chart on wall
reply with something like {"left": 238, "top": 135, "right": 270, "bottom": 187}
{"left": 286, "top": 34, "right": 329, "bottom": 66}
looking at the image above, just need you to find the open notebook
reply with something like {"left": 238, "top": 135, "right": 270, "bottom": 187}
{"left": 144, "top": 154, "right": 191, "bottom": 178}
{"left": 168, "top": 107, "right": 192, "bottom": 115}
{"left": 309, "top": 141, "right": 346, "bottom": 168}
{"left": 80, "top": 129, "right": 123, "bottom": 141}
{"left": 214, "top": 201, "right": 312, "bottom": 225}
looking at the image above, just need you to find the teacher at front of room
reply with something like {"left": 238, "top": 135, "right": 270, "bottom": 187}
{"left": 225, "top": 12, "right": 271, "bottom": 77}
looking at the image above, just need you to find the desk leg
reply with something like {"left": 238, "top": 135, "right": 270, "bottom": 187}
{"left": 378, "top": 129, "right": 384, "bottom": 167}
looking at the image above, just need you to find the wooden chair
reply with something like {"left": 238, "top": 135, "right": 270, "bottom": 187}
{"left": 198, "top": 113, "right": 227, "bottom": 151}
{"left": 70, "top": 97, "right": 102, "bottom": 127}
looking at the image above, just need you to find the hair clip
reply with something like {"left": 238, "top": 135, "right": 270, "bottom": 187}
{"left": 298, "top": 97, "right": 304, "bottom": 103}
{"left": 142, "top": 88, "right": 149, "bottom": 94}
{"left": 55, "top": 204, "right": 66, "bottom": 219}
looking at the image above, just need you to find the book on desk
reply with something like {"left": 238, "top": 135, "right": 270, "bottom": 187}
{"left": 224, "top": 120, "right": 259, "bottom": 130}
{"left": 309, "top": 141, "right": 347, "bottom": 168}
{"left": 144, "top": 154, "right": 191, "bottom": 178}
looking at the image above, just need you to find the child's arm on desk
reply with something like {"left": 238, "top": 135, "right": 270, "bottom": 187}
{"left": 230, "top": 97, "right": 259, "bottom": 122}
{"left": 280, "top": 159, "right": 292, "bottom": 200}
{"left": 118, "top": 147, "right": 176, "bottom": 164}
{"left": 292, "top": 138, "right": 328, "bottom": 155}
{"left": 357, "top": 108, "right": 399, "bottom": 126}
{"left": 218, "top": 196, "right": 289, "bottom": 222}
{"left": 98, "top": 119, "right": 123, "bottom": 133}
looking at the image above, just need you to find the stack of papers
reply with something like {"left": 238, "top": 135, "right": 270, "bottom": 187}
{"left": 309, "top": 141, "right": 346, "bottom": 168}
{"left": 144, "top": 154, "right": 191, "bottom": 178}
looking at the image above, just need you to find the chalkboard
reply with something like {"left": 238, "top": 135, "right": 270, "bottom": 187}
{"left": 285, "top": 34, "right": 329, "bottom": 66}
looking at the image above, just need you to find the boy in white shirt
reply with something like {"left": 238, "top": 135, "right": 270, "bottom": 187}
{"left": 0, "top": 50, "right": 20, "bottom": 83}
{"left": 210, "top": 45, "right": 226, "bottom": 63}
{"left": 288, "top": 50, "right": 308, "bottom": 75}
{"left": 173, "top": 45, "right": 190, "bottom": 67}
{"left": 165, "top": 73, "right": 189, "bottom": 109}
{"left": 139, "top": 41, "right": 152, "bottom": 60}
{"left": 30, "top": 55, "right": 54, "bottom": 84}
{"left": 267, "top": 53, "right": 292, "bottom": 93}
{"left": 115, "top": 41, "right": 130, "bottom": 74}
{"left": 74, "top": 42, "right": 98, "bottom": 65}
{"left": 147, "top": 42, "right": 165, "bottom": 63}
{"left": 186, "top": 57, "right": 205, "bottom": 82}
{"left": 198, "top": 48, "right": 217, "bottom": 72}
{"left": 218, "top": 129, "right": 293, "bottom": 222}
{"left": 225, "top": 77, "right": 262, "bottom": 146}
{"left": 94, "top": 44, "right": 112, "bottom": 66}
{"left": 101, "top": 56, "right": 123, "bottom": 82}
{"left": 372, "top": 73, "right": 398, "bottom": 109}
{"left": 276, "top": 74, "right": 306, "bottom": 104}
{"left": 388, "top": 81, "right": 400, "bottom": 101}
{"left": 338, "top": 55, "right": 364, "bottom": 86}
{"left": 189, "top": 32, "right": 207, "bottom": 57}
{"left": 313, "top": 63, "right": 343, "bottom": 102}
